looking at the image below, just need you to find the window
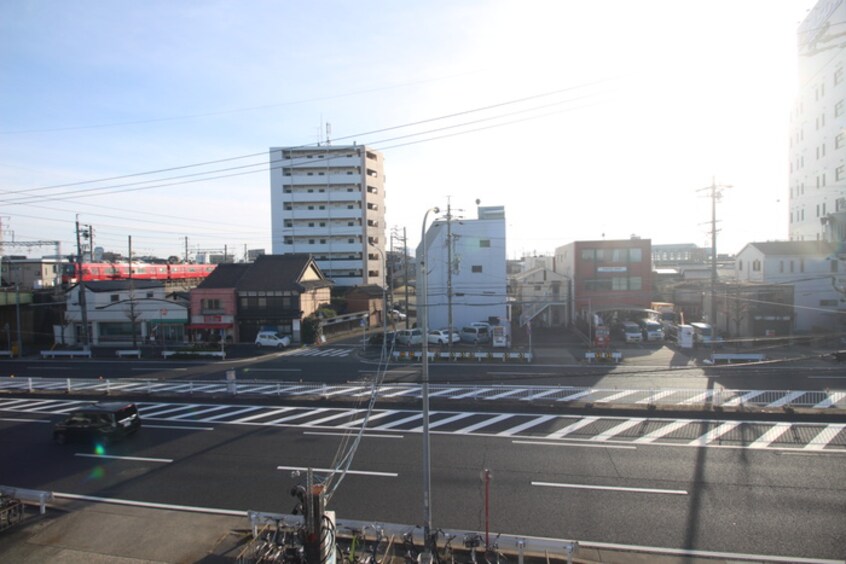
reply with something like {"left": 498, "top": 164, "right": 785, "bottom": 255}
{"left": 832, "top": 260, "right": 839, "bottom": 273}
{"left": 581, "top": 249, "right": 594, "bottom": 261}
{"left": 752, "top": 260, "right": 761, "bottom": 272}
{"left": 629, "top": 248, "right": 642, "bottom": 262}
{"left": 820, "top": 299, "right": 838, "bottom": 306}
{"left": 836, "top": 67, "right": 845, "bottom": 85}
{"left": 471, "top": 265, "right": 483, "bottom": 273}
{"left": 110, "top": 294, "right": 119, "bottom": 303}
{"left": 480, "top": 239, "right": 491, "bottom": 248}
{"left": 837, "top": 100, "right": 845, "bottom": 117}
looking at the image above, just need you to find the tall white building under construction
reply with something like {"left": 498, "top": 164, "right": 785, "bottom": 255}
{"left": 269, "top": 145, "right": 386, "bottom": 287}
{"left": 790, "top": 0, "right": 846, "bottom": 244}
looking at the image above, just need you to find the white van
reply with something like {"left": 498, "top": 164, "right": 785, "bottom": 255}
{"left": 621, "top": 321, "right": 643, "bottom": 343}
{"left": 460, "top": 325, "right": 491, "bottom": 344}
{"left": 638, "top": 319, "right": 664, "bottom": 341}
{"left": 255, "top": 331, "right": 291, "bottom": 348}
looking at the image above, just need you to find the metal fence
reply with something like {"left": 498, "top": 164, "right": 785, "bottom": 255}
{"left": 1, "top": 376, "right": 842, "bottom": 410}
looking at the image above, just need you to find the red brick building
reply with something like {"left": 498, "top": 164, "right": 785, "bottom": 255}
{"left": 554, "top": 238, "right": 653, "bottom": 322}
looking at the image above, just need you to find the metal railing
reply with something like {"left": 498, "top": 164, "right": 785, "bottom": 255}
{"left": 1, "top": 376, "right": 843, "bottom": 410}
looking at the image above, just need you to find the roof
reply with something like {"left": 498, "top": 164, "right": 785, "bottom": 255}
{"left": 740, "top": 241, "right": 839, "bottom": 257}
{"left": 79, "top": 280, "right": 164, "bottom": 292}
{"left": 195, "top": 263, "right": 250, "bottom": 289}
{"left": 345, "top": 284, "right": 386, "bottom": 298}
{"left": 236, "top": 254, "right": 332, "bottom": 292}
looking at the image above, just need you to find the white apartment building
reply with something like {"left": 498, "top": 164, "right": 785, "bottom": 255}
{"left": 417, "top": 206, "right": 508, "bottom": 332}
{"left": 269, "top": 145, "right": 386, "bottom": 287}
{"left": 790, "top": 0, "right": 846, "bottom": 243}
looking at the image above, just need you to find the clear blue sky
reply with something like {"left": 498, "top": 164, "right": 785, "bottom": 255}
{"left": 0, "top": 0, "right": 817, "bottom": 261}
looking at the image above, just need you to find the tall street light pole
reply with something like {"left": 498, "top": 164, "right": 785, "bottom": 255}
{"left": 420, "top": 205, "right": 439, "bottom": 562}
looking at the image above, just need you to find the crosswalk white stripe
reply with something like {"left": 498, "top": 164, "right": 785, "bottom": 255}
{"left": 486, "top": 388, "right": 529, "bottom": 400}
{"left": 636, "top": 390, "right": 677, "bottom": 404}
{"left": 767, "top": 391, "right": 804, "bottom": 408}
{"left": 321, "top": 386, "right": 367, "bottom": 398}
{"left": 306, "top": 410, "right": 365, "bottom": 426}
{"left": 804, "top": 424, "right": 845, "bottom": 451}
{"left": 556, "top": 390, "right": 593, "bottom": 402}
{"left": 594, "top": 419, "right": 645, "bottom": 441}
{"left": 169, "top": 405, "right": 232, "bottom": 420}
{"left": 428, "top": 387, "right": 462, "bottom": 398}
{"left": 1, "top": 399, "right": 59, "bottom": 410}
{"left": 454, "top": 413, "right": 512, "bottom": 434}
{"left": 722, "top": 391, "right": 766, "bottom": 407}
{"left": 412, "top": 412, "right": 475, "bottom": 432}
{"left": 749, "top": 423, "right": 792, "bottom": 449}
{"left": 379, "top": 387, "right": 419, "bottom": 398}
{"left": 680, "top": 391, "right": 714, "bottom": 405}
{"left": 201, "top": 406, "right": 263, "bottom": 422}
{"left": 690, "top": 422, "right": 740, "bottom": 446}
{"left": 234, "top": 407, "right": 296, "bottom": 423}
{"left": 595, "top": 390, "right": 640, "bottom": 404}
{"left": 264, "top": 408, "right": 328, "bottom": 424}
{"left": 338, "top": 411, "right": 396, "bottom": 428}
{"left": 497, "top": 415, "right": 556, "bottom": 436}
{"left": 813, "top": 392, "right": 846, "bottom": 409}
{"left": 24, "top": 400, "right": 88, "bottom": 412}
{"left": 634, "top": 420, "right": 692, "bottom": 443}
{"left": 451, "top": 389, "right": 490, "bottom": 399}
{"left": 371, "top": 413, "right": 423, "bottom": 430}
{"left": 523, "top": 389, "right": 563, "bottom": 401}
{"left": 546, "top": 417, "right": 598, "bottom": 439}
{"left": 142, "top": 404, "right": 203, "bottom": 418}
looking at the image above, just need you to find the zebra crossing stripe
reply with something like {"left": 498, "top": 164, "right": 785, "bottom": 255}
{"left": 804, "top": 424, "right": 845, "bottom": 451}
{"left": 265, "top": 408, "right": 329, "bottom": 425}
{"left": 428, "top": 387, "right": 462, "bottom": 398}
{"left": 595, "top": 390, "right": 640, "bottom": 404}
{"left": 486, "top": 388, "right": 529, "bottom": 400}
{"left": 371, "top": 413, "right": 422, "bottom": 430}
{"left": 767, "top": 391, "right": 805, "bottom": 408}
{"left": 680, "top": 391, "right": 714, "bottom": 405}
{"left": 690, "top": 422, "right": 740, "bottom": 446}
{"left": 412, "top": 412, "right": 475, "bottom": 432}
{"left": 379, "top": 387, "right": 419, "bottom": 398}
{"left": 749, "top": 423, "right": 792, "bottom": 449}
{"left": 556, "top": 390, "right": 593, "bottom": 403}
{"left": 722, "top": 391, "right": 766, "bottom": 407}
{"left": 523, "top": 389, "right": 562, "bottom": 401}
{"left": 24, "top": 400, "right": 87, "bottom": 412}
{"left": 169, "top": 405, "right": 232, "bottom": 420}
{"left": 636, "top": 391, "right": 677, "bottom": 404}
{"left": 813, "top": 392, "right": 845, "bottom": 409}
{"left": 454, "top": 413, "right": 512, "bottom": 434}
{"left": 305, "top": 410, "right": 365, "bottom": 426}
{"left": 497, "top": 415, "right": 556, "bottom": 436}
{"left": 634, "top": 420, "right": 692, "bottom": 443}
{"left": 234, "top": 407, "right": 296, "bottom": 423}
{"left": 338, "top": 410, "right": 396, "bottom": 428}
{"left": 142, "top": 404, "right": 203, "bottom": 418}
{"left": 201, "top": 406, "right": 263, "bottom": 422}
{"left": 594, "top": 419, "right": 645, "bottom": 441}
{"left": 546, "top": 417, "right": 598, "bottom": 439}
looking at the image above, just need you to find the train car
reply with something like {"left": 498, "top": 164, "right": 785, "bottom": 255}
{"left": 62, "top": 261, "right": 216, "bottom": 285}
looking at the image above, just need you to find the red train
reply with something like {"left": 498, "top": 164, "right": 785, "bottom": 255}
{"left": 62, "top": 262, "right": 217, "bottom": 284}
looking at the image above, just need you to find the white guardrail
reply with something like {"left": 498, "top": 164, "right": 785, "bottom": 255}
{"left": 0, "top": 376, "right": 843, "bottom": 409}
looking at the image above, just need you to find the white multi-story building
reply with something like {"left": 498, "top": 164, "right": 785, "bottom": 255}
{"left": 269, "top": 145, "right": 386, "bottom": 287}
{"left": 417, "top": 206, "right": 508, "bottom": 332}
{"left": 790, "top": 0, "right": 846, "bottom": 243}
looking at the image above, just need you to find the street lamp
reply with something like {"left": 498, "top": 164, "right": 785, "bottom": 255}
{"left": 420, "top": 205, "right": 439, "bottom": 561}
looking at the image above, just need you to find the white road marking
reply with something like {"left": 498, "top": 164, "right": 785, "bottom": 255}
{"left": 0, "top": 417, "right": 51, "bottom": 423}
{"left": 144, "top": 424, "right": 215, "bottom": 431}
{"left": 767, "top": 391, "right": 805, "bottom": 408}
{"left": 233, "top": 407, "right": 296, "bottom": 423}
{"left": 690, "top": 422, "right": 740, "bottom": 446}
{"left": 804, "top": 424, "right": 845, "bottom": 451}
{"left": 634, "top": 420, "right": 691, "bottom": 443}
{"left": 593, "top": 419, "right": 645, "bottom": 441}
{"left": 546, "top": 417, "right": 598, "bottom": 439}
{"left": 53, "top": 492, "right": 246, "bottom": 517}
{"left": 595, "top": 390, "right": 640, "bottom": 404}
{"left": 200, "top": 406, "right": 264, "bottom": 422}
{"left": 497, "top": 415, "right": 557, "bottom": 436}
{"left": 748, "top": 423, "right": 792, "bottom": 449}
{"left": 303, "top": 431, "right": 403, "bottom": 439}
{"left": 454, "top": 413, "right": 512, "bottom": 434}
{"left": 412, "top": 412, "right": 475, "bottom": 431}
{"left": 813, "top": 392, "right": 846, "bottom": 408}
{"left": 371, "top": 413, "right": 423, "bottom": 430}
{"left": 75, "top": 453, "right": 173, "bottom": 463}
{"left": 532, "top": 481, "right": 687, "bottom": 495}
{"left": 513, "top": 440, "right": 636, "bottom": 450}
{"left": 276, "top": 465, "right": 397, "bottom": 477}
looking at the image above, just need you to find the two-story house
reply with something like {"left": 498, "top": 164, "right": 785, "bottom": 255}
{"left": 735, "top": 241, "right": 845, "bottom": 333}
{"left": 62, "top": 280, "right": 188, "bottom": 346}
{"left": 188, "top": 263, "right": 250, "bottom": 343}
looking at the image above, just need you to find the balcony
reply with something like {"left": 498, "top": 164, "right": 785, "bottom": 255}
{"left": 281, "top": 208, "right": 362, "bottom": 220}
{"left": 281, "top": 173, "right": 362, "bottom": 186}
{"left": 282, "top": 191, "right": 362, "bottom": 203}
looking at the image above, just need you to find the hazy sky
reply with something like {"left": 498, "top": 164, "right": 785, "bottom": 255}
{"left": 0, "top": 0, "right": 819, "bottom": 261}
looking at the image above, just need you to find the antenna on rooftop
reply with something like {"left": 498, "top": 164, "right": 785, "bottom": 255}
{"left": 326, "top": 122, "right": 332, "bottom": 146}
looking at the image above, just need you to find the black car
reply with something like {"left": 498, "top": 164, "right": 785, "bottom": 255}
{"left": 53, "top": 402, "right": 141, "bottom": 445}
{"left": 368, "top": 330, "right": 397, "bottom": 346}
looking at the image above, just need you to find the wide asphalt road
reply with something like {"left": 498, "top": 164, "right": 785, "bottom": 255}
{"left": 1, "top": 395, "right": 843, "bottom": 562}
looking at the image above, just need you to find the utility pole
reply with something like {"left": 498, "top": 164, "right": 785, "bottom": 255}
{"left": 129, "top": 236, "right": 138, "bottom": 348}
{"left": 403, "top": 227, "right": 409, "bottom": 329}
{"left": 446, "top": 200, "right": 454, "bottom": 357}
{"left": 184, "top": 236, "right": 189, "bottom": 263}
{"left": 75, "top": 218, "right": 90, "bottom": 349}
{"left": 697, "top": 178, "right": 731, "bottom": 331}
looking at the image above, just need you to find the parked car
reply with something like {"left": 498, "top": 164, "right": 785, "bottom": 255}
{"left": 621, "top": 321, "right": 643, "bottom": 343}
{"left": 53, "top": 402, "right": 141, "bottom": 445}
{"left": 390, "top": 309, "right": 407, "bottom": 321}
{"left": 427, "top": 329, "right": 460, "bottom": 345}
{"left": 396, "top": 328, "right": 423, "bottom": 346}
{"left": 460, "top": 325, "right": 491, "bottom": 344}
{"left": 255, "top": 331, "right": 291, "bottom": 348}
{"left": 638, "top": 319, "right": 664, "bottom": 341}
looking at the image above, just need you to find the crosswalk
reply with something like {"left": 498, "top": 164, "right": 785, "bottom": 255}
{"left": 2, "top": 396, "right": 844, "bottom": 452}
{"left": 1, "top": 376, "right": 843, "bottom": 410}
{"left": 282, "top": 346, "right": 354, "bottom": 358}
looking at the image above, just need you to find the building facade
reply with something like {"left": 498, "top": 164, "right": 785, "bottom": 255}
{"left": 735, "top": 240, "right": 845, "bottom": 333}
{"left": 790, "top": 0, "right": 846, "bottom": 244}
{"left": 417, "top": 206, "right": 508, "bottom": 333}
{"left": 269, "top": 145, "right": 386, "bottom": 287}
{"left": 1, "top": 258, "right": 62, "bottom": 290}
{"left": 554, "top": 238, "right": 653, "bottom": 322}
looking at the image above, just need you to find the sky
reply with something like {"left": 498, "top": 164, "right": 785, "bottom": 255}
{"left": 0, "top": 0, "right": 820, "bottom": 262}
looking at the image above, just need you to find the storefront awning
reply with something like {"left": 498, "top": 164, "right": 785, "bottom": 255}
{"left": 186, "top": 323, "right": 233, "bottom": 329}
